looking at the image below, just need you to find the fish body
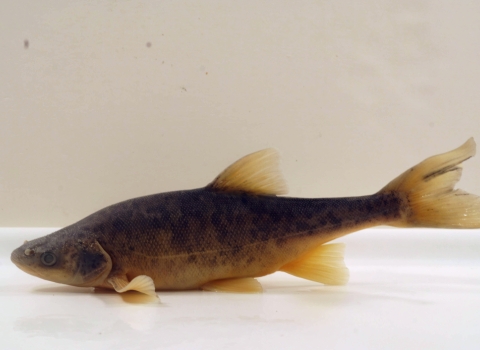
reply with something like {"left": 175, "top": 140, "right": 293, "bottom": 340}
{"left": 11, "top": 140, "right": 480, "bottom": 296}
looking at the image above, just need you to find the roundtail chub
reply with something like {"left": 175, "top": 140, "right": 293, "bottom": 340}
{"left": 10, "top": 138, "right": 480, "bottom": 300}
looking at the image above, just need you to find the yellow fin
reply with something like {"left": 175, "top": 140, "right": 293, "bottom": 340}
{"left": 201, "top": 277, "right": 263, "bottom": 293}
{"left": 207, "top": 149, "right": 288, "bottom": 195}
{"left": 382, "top": 138, "right": 480, "bottom": 228}
{"left": 108, "top": 275, "right": 158, "bottom": 298}
{"left": 280, "top": 243, "right": 349, "bottom": 285}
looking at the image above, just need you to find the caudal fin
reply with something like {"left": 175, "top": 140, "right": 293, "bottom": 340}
{"left": 382, "top": 138, "right": 480, "bottom": 228}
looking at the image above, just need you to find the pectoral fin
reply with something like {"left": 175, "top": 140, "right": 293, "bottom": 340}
{"left": 107, "top": 275, "right": 158, "bottom": 298}
{"left": 280, "top": 243, "right": 349, "bottom": 285}
{"left": 201, "top": 277, "right": 263, "bottom": 293}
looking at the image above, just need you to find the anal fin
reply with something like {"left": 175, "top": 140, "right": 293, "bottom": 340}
{"left": 107, "top": 275, "right": 158, "bottom": 298}
{"left": 280, "top": 243, "right": 349, "bottom": 285}
{"left": 201, "top": 277, "right": 263, "bottom": 293}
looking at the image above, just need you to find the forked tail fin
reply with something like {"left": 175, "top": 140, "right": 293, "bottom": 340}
{"left": 382, "top": 138, "right": 480, "bottom": 228}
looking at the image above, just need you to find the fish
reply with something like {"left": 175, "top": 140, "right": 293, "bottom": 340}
{"left": 11, "top": 139, "right": 480, "bottom": 298}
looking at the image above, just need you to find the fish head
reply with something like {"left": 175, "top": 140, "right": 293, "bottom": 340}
{"left": 11, "top": 228, "right": 112, "bottom": 288}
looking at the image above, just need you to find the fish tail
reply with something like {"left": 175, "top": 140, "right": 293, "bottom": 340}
{"left": 381, "top": 138, "right": 480, "bottom": 228}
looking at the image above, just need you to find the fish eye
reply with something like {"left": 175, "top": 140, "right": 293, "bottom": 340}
{"left": 41, "top": 252, "right": 57, "bottom": 266}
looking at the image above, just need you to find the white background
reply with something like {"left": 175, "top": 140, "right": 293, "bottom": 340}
{"left": 1, "top": 0, "right": 480, "bottom": 226}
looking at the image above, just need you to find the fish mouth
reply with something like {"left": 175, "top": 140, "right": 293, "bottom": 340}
{"left": 12, "top": 260, "right": 38, "bottom": 276}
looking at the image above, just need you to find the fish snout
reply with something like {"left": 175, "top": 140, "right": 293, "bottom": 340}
{"left": 10, "top": 243, "right": 38, "bottom": 272}
{"left": 10, "top": 246, "right": 25, "bottom": 266}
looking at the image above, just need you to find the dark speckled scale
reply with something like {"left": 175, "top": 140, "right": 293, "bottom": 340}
{"left": 62, "top": 188, "right": 403, "bottom": 289}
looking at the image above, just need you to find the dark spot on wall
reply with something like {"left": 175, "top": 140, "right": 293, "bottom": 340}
{"left": 146, "top": 42, "right": 152, "bottom": 48}
{"left": 24, "top": 39, "right": 29, "bottom": 49}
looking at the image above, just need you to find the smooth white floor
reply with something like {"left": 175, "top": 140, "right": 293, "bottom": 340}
{"left": 2, "top": 228, "right": 480, "bottom": 350}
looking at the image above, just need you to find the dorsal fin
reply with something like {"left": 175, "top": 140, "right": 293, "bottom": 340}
{"left": 207, "top": 149, "right": 288, "bottom": 195}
